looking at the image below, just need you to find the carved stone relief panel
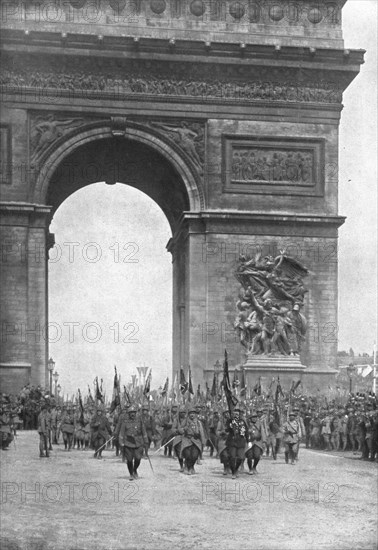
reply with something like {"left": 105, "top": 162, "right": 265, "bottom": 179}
{"left": 223, "top": 136, "right": 325, "bottom": 196}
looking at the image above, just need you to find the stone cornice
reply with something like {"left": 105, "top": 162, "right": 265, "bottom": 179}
{"left": 0, "top": 29, "right": 365, "bottom": 77}
{"left": 0, "top": 0, "right": 349, "bottom": 49}
{"left": 168, "top": 211, "right": 346, "bottom": 248}
{"left": 0, "top": 202, "right": 53, "bottom": 225}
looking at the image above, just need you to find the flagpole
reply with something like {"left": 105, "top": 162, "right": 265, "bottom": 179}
{"left": 373, "top": 342, "right": 377, "bottom": 395}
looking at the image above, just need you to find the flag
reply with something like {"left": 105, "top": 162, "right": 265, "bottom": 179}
{"left": 123, "top": 385, "right": 131, "bottom": 406}
{"left": 87, "top": 386, "right": 94, "bottom": 404}
{"left": 232, "top": 369, "right": 240, "bottom": 389}
{"left": 143, "top": 369, "right": 152, "bottom": 396}
{"left": 161, "top": 377, "right": 169, "bottom": 397}
{"left": 293, "top": 379, "right": 301, "bottom": 393}
{"left": 266, "top": 377, "right": 275, "bottom": 399}
{"left": 211, "top": 372, "right": 217, "bottom": 399}
{"left": 240, "top": 367, "right": 247, "bottom": 396}
{"left": 188, "top": 368, "right": 194, "bottom": 395}
{"left": 275, "top": 377, "right": 284, "bottom": 402}
{"left": 362, "top": 365, "right": 373, "bottom": 378}
{"left": 222, "top": 349, "right": 238, "bottom": 413}
{"left": 196, "top": 384, "right": 201, "bottom": 401}
{"left": 180, "top": 367, "right": 188, "bottom": 394}
{"left": 253, "top": 377, "right": 262, "bottom": 396}
{"left": 206, "top": 382, "right": 211, "bottom": 401}
{"left": 110, "top": 367, "right": 121, "bottom": 413}
{"left": 78, "top": 389, "right": 84, "bottom": 423}
{"left": 95, "top": 377, "right": 104, "bottom": 403}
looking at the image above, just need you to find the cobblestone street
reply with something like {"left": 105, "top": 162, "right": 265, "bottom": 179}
{"left": 1, "top": 432, "right": 377, "bottom": 550}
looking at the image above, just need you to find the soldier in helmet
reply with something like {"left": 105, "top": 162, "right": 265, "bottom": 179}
{"left": 0, "top": 404, "right": 14, "bottom": 450}
{"left": 282, "top": 411, "right": 300, "bottom": 464}
{"left": 179, "top": 407, "right": 206, "bottom": 475}
{"left": 141, "top": 405, "right": 158, "bottom": 457}
{"left": 217, "top": 410, "right": 231, "bottom": 475}
{"left": 37, "top": 404, "right": 50, "bottom": 457}
{"left": 90, "top": 406, "right": 112, "bottom": 459}
{"left": 61, "top": 405, "right": 75, "bottom": 451}
{"left": 246, "top": 411, "right": 267, "bottom": 474}
{"left": 118, "top": 406, "right": 148, "bottom": 480}
{"left": 172, "top": 408, "right": 187, "bottom": 472}
{"left": 225, "top": 406, "right": 249, "bottom": 479}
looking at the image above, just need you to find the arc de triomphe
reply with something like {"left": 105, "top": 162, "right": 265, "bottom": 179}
{"left": 0, "top": 0, "right": 363, "bottom": 391}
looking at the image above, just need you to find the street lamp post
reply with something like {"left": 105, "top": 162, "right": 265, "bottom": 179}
{"left": 53, "top": 371, "right": 59, "bottom": 398}
{"left": 57, "top": 384, "right": 61, "bottom": 404}
{"left": 47, "top": 357, "right": 55, "bottom": 396}
{"left": 347, "top": 363, "right": 355, "bottom": 394}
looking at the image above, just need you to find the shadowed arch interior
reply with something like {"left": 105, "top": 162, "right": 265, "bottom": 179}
{"left": 46, "top": 137, "right": 190, "bottom": 232}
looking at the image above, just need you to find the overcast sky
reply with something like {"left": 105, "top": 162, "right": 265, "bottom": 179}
{"left": 49, "top": 0, "right": 377, "bottom": 396}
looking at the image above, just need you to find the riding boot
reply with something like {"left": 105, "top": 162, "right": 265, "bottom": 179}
{"left": 133, "top": 458, "right": 141, "bottom": 478}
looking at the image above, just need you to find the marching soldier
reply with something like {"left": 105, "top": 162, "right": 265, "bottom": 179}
{"left": 0, "top": 405, "right": 14, "bottom": 450}
{"left": 172, "top": 408, "right": 187, "bottom": 472}
{"left": 217, "top": 410, "right": 231, "bottom": 475}
{"left": 141, "top": 405, "right": 158, "bottom": 456}
{"left": 179, "top": 407, "right": 206, "bottom": 475}
{"left": 246, "top": 411, "right": 267, "bottom": 474}
{"left": 61, "top": 406, "right": 75, "bottom": 451}
{"left": 225, "top": 406, "right": 248, "bottom": 479}
{"left": 282, "top": 411, "right": 300, "bottom": 464}
{"left": 37, "top": 404, "right": 50, "bottom": 457}
{"left": 50, "top": 404, "right": 59, "bottom": 445}
{"left": 90, "top": 406, "right": 112, "bottom": 459}
{"left": 208, "top": 410, "right": 220, "bottom": 458}
{"left": 118, "top": 406, "right": 148, "bottom": 480}
{"left": 161, "top": 405, "right": 178, "bottom": 458}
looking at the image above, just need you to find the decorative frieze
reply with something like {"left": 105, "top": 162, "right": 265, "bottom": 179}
{"left": 223, "top": 136, "right": 325, "bottom": 196}
{"left": 1, "top": 55, "right": 343, "bottom": 105}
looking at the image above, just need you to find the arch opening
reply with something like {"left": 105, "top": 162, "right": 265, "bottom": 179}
{"left": 46, "top": 136, "right": 192, "bottom": 232}
{"left": 48, "top": 182, "right": 172, "bottom": 392}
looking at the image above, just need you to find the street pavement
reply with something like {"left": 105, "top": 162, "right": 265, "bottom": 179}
{"left": 1, "top": 432, "right": 377, "bottom": 550}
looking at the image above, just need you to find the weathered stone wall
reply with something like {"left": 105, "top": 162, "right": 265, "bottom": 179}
{"left": 2, "top": 0, "right": 346, "bottom": 48}
{"left": 0, "top": 0, "right": 363, "bottom": 392}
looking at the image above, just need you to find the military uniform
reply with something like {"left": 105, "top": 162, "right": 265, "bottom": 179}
{"left": 225, "top": 408, "right": 249, "bottom": 478}
{"left": 216, "top": 411, "right": 231, "bottom": 475}
{"left": 37, "top": 407, "right": 50, "bottom": 457}
{"left": 180, "top": 409, "right": 206, "bottom": 475}
{"left": 246, "top": 412, "right": 267, "bottom": 473}
{"left": 171, "top": 411, "right": 187, "bottom": 472}
{"left": 61, "top": 408, "right": 75, "bottom": 450}
{"left": 90, "top": 409, "right": 112, "bottom": 458}
{"left": 282, "top": 414, "right": 300, "bottom": 464}
{"left": 0, "top": 407, "right": 14, "bottom": 450}
{"left": 118, "top": 407, "right": 148, "bottom": 480}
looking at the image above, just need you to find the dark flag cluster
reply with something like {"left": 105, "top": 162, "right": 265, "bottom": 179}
{"left": 222, "top": 350, "right": 238, "bottom": 414}
{"left": 110, "top": 367, "right": 121, "bottom": 414}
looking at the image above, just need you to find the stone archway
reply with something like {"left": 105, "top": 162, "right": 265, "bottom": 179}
{"left": 32, "top": 118, "right": 205, "bottom": 221}
{"left": 1, "top": 1, "right": 364, "bottom": 392}
{"left": 1, "top": 119, "right": 205, "bottom": 390}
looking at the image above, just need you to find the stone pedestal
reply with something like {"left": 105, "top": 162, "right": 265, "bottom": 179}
{"left": 244, "top": 355, "right": 306, "bottom": 373}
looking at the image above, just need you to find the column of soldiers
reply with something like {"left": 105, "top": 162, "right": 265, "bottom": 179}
{"left": 1, "top": 389, "right": 377, "bottom": 470}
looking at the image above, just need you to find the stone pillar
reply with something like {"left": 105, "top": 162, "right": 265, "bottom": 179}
{"left": 0, "top": 203, "right": 51, "bottom": 392}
